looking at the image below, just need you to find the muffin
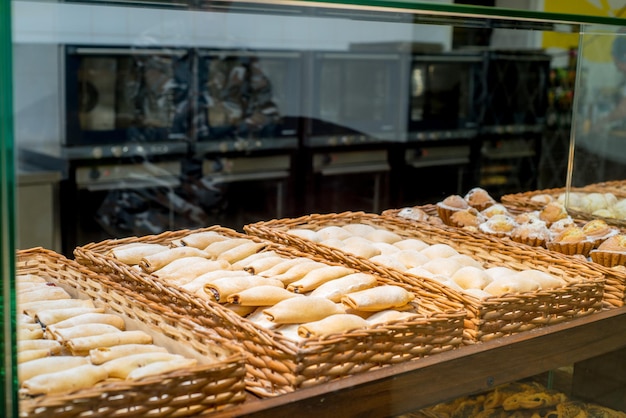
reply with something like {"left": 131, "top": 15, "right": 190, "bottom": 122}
{"left": 464, "top": 187, "right": 496, "bottom": 211}
{"left": 539, "top": 202, "right": 569, "bottom": 225}
{"left": 547, "top": 225, "right": 594, "bottom": 257}
{"left": 449, "top": 207, "right": 486, "bottom": 229}
{"left": 581, "top": 219, "right": 619, "bottom": 247}
{"left": 510, "top": 218, "right": 552, "bottom": 248}
{"left": 437, "top": 195, "right": 469, "bottom": 226}
{"left": 548, "top": 217, "right": 576, "bottom": 234}
{"left": 590, "top": 234, "right": 626, "bottom": 267}
{"left": 478, "top": 214, "right": 518, "bottom": 238}
{"left": 480, "top": 204, "right": 510, "bottom": 219}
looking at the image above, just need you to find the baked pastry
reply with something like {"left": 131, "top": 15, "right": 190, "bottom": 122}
{"left": 449, "top": 207, "right": 485, "bottom": 229}
{"left": 396, "top": 207, "right": 430, "bottom": 222}
{"left": 464, "top": 187, "right": 496, "bottom": 211}
{"left": 581, "top": 219, "right": 619, "bottom": 245}
{"left": 547, "top": 226, "right": 594, "bottom": 257}
{"left": 539, "top": 202, "right": 569, "bottom": 225}
{"left": 437, "top": 195, "right": 469, "bottom": 225}
{"left": 510, "top": 218, "right": 552, "bottom": 248}
{"left": 478, "top": 214, "right": 517, "bottom": 237}
{"left": 480, "top": 204, "right": 510, "bottom": 219}
{"left": 590, "top": 234, "right": 626, "bottom": 267}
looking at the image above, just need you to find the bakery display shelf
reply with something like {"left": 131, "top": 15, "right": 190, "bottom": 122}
{"left": 208, "top": 306, "right": 626, "bottom": 417}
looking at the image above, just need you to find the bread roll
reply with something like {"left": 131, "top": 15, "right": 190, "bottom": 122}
{"left": 316, "top": 226, "right": 352, "bottom": 241}
{"left": 66, "top": 330, "right": 153, "bottom": 356}
{"left": 107, "top": 243, "right": 169, "bottom": 265}
{"left": 203, "top": 238, "right": 252, "bottom": 258}
{"left": 103, "top": 352, "right": 185, "bottom": 379}
{"left": 17, "top": 339, "right": 62, "bottom": 353}
{"left": 369, "top": 254, "right": 409, "bottom": 272}
{"left": 127, "top": 358, "right": 198, "bottom": 380}
{"left": 18, "top": 355, "right": 90, "bottom": 384}
{"left": 263, "top": 297, "right": 344, "bottom": 324}
{"left": 177, "top": 231, "right": 228, "bottom": 249}
{"left": 271, "top": 261, "right": 328, "bottom": 285}
{"left": 287, "top": 266, "right": 355, "bottom": 293}
{"left": 35, "top": 307, "right": 106, "bottom": 326}
{"left": 393, "top": 239, "right": 429, "bottom": 252}
{"left": 366, "top": 310, "right": 419, "bottom": 325}
{"left": 48, "top": 323, "right": 123, "bottom": 342}
{"left": 227, "top": 285, "right": 302, "bottom": 306}
{"left": 310, "top": 272, "right": 378, "bottom": 302}
{"left": 231, "top": 251, "right": 278, "bottom": 270}
{"left": 139, "top": 247, "right": 209, "bottom": 273}
{"left": 483, "top": 276, "right": 541, "bottom": 296}
{"left": 21, "top": 364, "right": 108, "bottom": 396}
{"left": 202, "top": 276, "right": 284, "bottom": 303}
{"left": 394, "top": 250, "right": 430, "bottom": 269}
{"left": 287, "top": 228, "right": 320, "bottom": 242}
{"left": 420, "top": 244, "right": 459, "bottom": 260}
{"left": 181, "top": 270, "right": 251, "bottom": 293}
{"left": 371, "top": 242, "right": 401, "bottom": 256}
{"left": 217, "top": 241, "right": 267, "bottom": 264}
{"left": 451, "top": 266, "right": 492, "bottom": 290}
{"left": 512, "top": 270, "right": 565, "bottom": 289}
{"left": 342, "top": 236, "right": 382, "bottom": 258}
{"left": 422, "top": 258, "right": 463, "bottom": 277}
{"left": 258, "top": 257, "right": 310, "bottom": 277}
{"left": 297, "top": 314, "right": 368, "bottom": 338}
{"left": 365, "top": 229, "right": 402, "bottom": 244}
{"left": 152, "top": 257, "right": 230, "bottom": 284}
{"left": 18, "top": 286, "right": 71, "bottom": 305}
{"left": 17, "top": 349, "right": 53, "bottom": 364}
{"left": 88, "top": 344, "right": 167, "bottom": 365}
{"left": 47, "top": 313, "right": 125, "bottom": 330}
{"left": 341, "top": 285, "right": 415, "bottom": 311}
{"left": 341, "top": 223, "right": 376, "bottom": 236}
{"left": 21, "top": 299, "right": 95, "bottom": 317}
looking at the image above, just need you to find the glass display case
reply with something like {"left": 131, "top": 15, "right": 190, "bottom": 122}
{"left": 3, "top": 1, "right": 626, "bottom": 417}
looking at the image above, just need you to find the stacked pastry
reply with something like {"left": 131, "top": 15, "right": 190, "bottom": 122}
{"left": 107, "top": 230, "right": 419, "bottom": 341}
{"left": 17, "top": 274, "right": 198, "bottom": 397}
{"left": 286, "top": 223, "right": 567, "bottom": 300}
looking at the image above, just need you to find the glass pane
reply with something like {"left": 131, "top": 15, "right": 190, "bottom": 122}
{"left": 1, "top": 0, "right": 17, "bottom": 415}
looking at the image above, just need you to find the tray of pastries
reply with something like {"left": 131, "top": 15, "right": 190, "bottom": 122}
{"left": 16, "top": 247, "right": 247, "bottom": 418}
{"left": 385, "top": 188, "right": 626, "bottom": 307}
{"left": 244, "top": 211, "right": 606, "bottom": 343}
{"left": 74, "top": 226, "right": 466, "bottom": 397}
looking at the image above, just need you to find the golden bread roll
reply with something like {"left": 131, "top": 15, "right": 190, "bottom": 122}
{"left": 341, "top": 285, "right": 415, "bottom": 312}
{"left": 341, "top": 236, "right": 382, "bottom": 258}
{"left": 201, "top": 276, "right": 284, "bottom": 303}
{"left": 365, "top": 229, "right": 402, "bottom": 244}
{"left": 89, "top": 344, "right": 167, "bottom": 365}
{"left": 102, "top": 352, "right": 185, "bottom": 379}
{"left": 217, "top": 241, "right": 268, "bottom": 264}
{"left": 483, "top": 275, "right": 541, "bottom": 296}
{"left": 35, "top": 307, "right": 106, "bottom": 327}
{"left": 107, "top": 243, "right": 169, "bottom": 265}
{"left": 21, "top": 364, "right": 108, "bottom": 396}
{"left": 420, "top": 244, "right": 459, "bottom": 259}
{"left": 393, "top": 238, "right": 429, "bottom": 252}
{"left": 66, "top": 330, "right": 153, "bottom": 356}
{"left": 451, "top": 266, "right": 492, "bottom": 290}
{"left": 152, "top": 257, "right": 230, "bottom": 284}
{"left": 240, "top": 255, "right": 289, "bottom": 275}
{"left": 17, "top": 339, "right": 62, "bottom": 353}
{"left": 48, "top": 313, "right": 126, "bottom": 330}
{"left": 263, "top": 297, "right": 345, "bottom": 324}
{"left": 270, "top": 261, "right": 328, "bottom": 285}
{"left": 177, "top": 231, "right": 228, "bottom": 249}
{"left": 297, "top": 314, "right": 368, "bottom": 338}
{"left": 287, "top": 265, "right": 355, "bottom": 293}
{"left": 48, "top": 323, "right": 123, "bottom": 342}
{"left": 139, "top": 247, "right": 209, "bottom": 273}
{"left": 181, "top": 270, "right": 251, "bottom": 293}
{"left": 227, "top": 285, "right": 302, "bottom": 306}
{"left": 18, "top": 355, "right": 90, "bottom": 384}
{"left": 287, "top": 228, "right": 320, "bottom": 242}
{"left": 341, "top": 223, "right": 376, "bottom": 236}
{"left": 17, "top": 349, "right": 53, "bottom": 364}
{"left": 231, "top": 251, "right": 278, "bottom": 270}
{"left": 222, "top": 303, "right": 257, "bottom": 317}
{"left": 365, "top": 310, "right": 420, "bottom": 325}
{"left": 127, "top": 358, "right": 198, "bottom": 380}
{"left": 316, "top": 226, "right": 353, "bottom": 241}
{"left": 17, "top": 286, "right": 71, "bottom": 305}
{"left": 203, "top": 238, "right": 252, "bottom": 258}
{"left": 310, "top": 272, "right": 378, "bottom": 302}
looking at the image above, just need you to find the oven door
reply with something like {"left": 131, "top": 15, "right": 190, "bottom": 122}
{"left": 408, "top": 53, "right": 484, "bottom": 140}
{"left": 64, "top": 45, "right": 191, "bottom": 146}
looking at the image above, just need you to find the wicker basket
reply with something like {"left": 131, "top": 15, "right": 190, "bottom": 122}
{"left": 384, "top": 205, "right": 626, "bottom": 308}
{"left": 583, "top": 179, "right": 626, "bottom": 198}
{"left": 16, "top": 247, "right": 247, "bottom": 418}
{"left": 244, "top": 212, "right": 606, "bottom": 343}
{"left": 74, "top": 226, "right": 466, "bottom": 397}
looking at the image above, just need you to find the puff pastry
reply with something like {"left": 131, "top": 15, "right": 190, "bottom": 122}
{"left": 66, "top": 330, "right": 153, "bottom": 355}
{"left": 227, "top": 285, "right": 302, "bottom": 306}
{"left": 139, "top": 247, "right": 209, "bottom": 273}
{"left": 297, "top": 314, "right": 368, "bottom": 338}
{"left": 341, "top": 285, "right": 415, "bottom": 311}
{"left": 18, "top": 356, "right": 91, "bottom": 385}
{"left": 287, "top": 266, "right": 355, "bottom": 293}
{"left": 310, "top": 272, "right": 378, "bottom": 302}
{"left": 107, "top": 243, "right": 169, "bottom": 265}
{"left": 21, "top": 364, "right": 108, "bottom": 396}
{"left": 263, "top": 297, "right": 345, "bottom": 324}
{"left": 201, "top": 276, "right": 284, "bottom": 303}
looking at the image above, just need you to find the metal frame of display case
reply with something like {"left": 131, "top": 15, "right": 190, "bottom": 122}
{"left": 4, "top": 2, "right": 626, "bottom": 417}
